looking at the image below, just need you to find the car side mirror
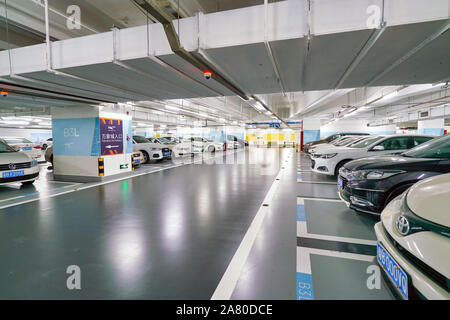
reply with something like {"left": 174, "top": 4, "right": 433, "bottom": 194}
{"left": 372, "top": 145, "right": 385, "bottom": 151}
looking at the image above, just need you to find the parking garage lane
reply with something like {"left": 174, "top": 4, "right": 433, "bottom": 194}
{"left": 0, "top": 148, "right": 285, "bottom": 299}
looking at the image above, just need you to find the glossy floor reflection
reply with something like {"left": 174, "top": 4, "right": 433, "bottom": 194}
{"left": 0, "top": 148, "right": 288, "bottom": 299}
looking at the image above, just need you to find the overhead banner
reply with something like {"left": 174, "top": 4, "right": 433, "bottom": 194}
{"left": 100, "top": 118, "right": 123, "bottom": 156}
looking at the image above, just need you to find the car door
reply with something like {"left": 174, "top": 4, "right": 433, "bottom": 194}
{"left": 369, "top": 136, "right": 412, "bottom": 155}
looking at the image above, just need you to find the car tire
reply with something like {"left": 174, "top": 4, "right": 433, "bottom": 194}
{"left": 384, "top": 183, "right": 414, "bottom": 207}
{"left": 42, "top": 144, "right": 47, "bottom": 150}
{"left": 208, "top": 146, "right": 215, "bottom": 153}
{"left": 334, "top": 160, "right": 350, "bottom": 177}
{"left": 141, "top": 150, "right": 149, "bottom": 164}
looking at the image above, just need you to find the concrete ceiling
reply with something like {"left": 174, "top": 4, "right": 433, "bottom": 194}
{"left": 0, "top": 0, "right": 449, "bottom": 126}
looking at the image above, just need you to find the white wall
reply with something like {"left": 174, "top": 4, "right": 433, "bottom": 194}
{"left": 0, "top": 127, "right": 52, "bottom": 144}
{"left": 320, "top": 119, "right": 396, "bottom": 137}
{"left": 418, "top": 118, "right": 445, "bottom": 136}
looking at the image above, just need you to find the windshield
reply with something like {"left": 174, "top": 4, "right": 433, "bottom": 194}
{"left": 133, "top": 136, "right": 150, "bottom": 144}
{"left": 0, "top": 140, "right": 16, "bottom": 153}
{"left": 349, "top": 136, "right": 384, "bottom": 148}
{"left": 333, "top": 137, "right": 353, "bottom": 146}
{"left": 402, "top": 135, "right": 450, "bottom": 159}
{"left": 162, "top": 137, "right": 179, "bottom": 143}
{"left": 4, "top": 138, "right": 32, "bottom": 144}
{"left": 157, "top": 137, "right": 173, "bottom": 144}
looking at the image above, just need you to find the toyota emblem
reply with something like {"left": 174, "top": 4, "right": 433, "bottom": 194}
{"left": 8, "top": 163, "right": 16, "bottom": 170}
{"left": 396, "top": 216, "right": 410, "bottom": 236}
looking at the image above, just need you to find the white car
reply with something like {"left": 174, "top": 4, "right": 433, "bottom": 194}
{"left": 375, "top": 173, "right": 450, "bottom": 300}
{"left": 40, "top": 138, "right": 53, "bottom": 150}
{"left": 132, "top": 151, "right": 144, "bottom": 168}
{"left": 185, "top": 137, "right": 224, "bottom": 153}
{"left": 0, "top": 139, "right": 39, "bottom": 185}
{"left": 311, "top": 135, "right": 433, "bottom": 176}
{"left": 2, "top": 137, "right": 41, "bottom": 159}
{"left": 132, "top": 135, "right": 165, "bottom": 163}
{"left": 309, "top": 135, "right": 370, "bottom": 155}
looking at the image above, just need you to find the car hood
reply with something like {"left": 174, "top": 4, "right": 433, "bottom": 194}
{"left": 407, "top": 174, "right": 450, "bottom": 228}
{"left": 0, "top": 152, "right": 31, "bottom": 164}
{"left": 343, "top": 155, "right": 438, "bottom": 171}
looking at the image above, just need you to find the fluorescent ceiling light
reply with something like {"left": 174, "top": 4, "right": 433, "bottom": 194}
{"left": 381, "top": 91, "right": 398, "bottom": 101}
{"left": 198, "top": 112, "right": 207, "bottom": 117}
{"left": 1, "top": 120, "right": 30, "bottom": 125}
{"left": 254, "top": 102, "right": 265, "bottom": 111}
{"left": 165, "top": 105, "right": 180, "bottom": 111}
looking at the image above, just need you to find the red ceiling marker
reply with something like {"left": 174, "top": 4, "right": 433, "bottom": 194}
{"left": 203, "top": 70, "right": 212, "bottom": 80}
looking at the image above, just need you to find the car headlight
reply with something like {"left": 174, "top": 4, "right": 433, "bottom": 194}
{"left": 320, "top": 153, "right": 337, "bottom": 159}
{"left": 31, "top": 159, "right": 38, "bottom": 167}
{"left": 349, "top": 170, "right": 405, "bottom": 180}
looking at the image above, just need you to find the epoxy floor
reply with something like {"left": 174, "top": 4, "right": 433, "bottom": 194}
{"left": 0, "top": 149, "right": 395, "bottom": 300}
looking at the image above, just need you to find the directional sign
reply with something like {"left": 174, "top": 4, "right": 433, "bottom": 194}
{"left": 100, "top": 118, "right": 123, "bottom": 156}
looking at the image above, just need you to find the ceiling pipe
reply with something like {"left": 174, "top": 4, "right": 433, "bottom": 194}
{"left": 0, "top": 79, "right": 117, "bottom": 104}
{"left": 132, "top": 0, "right": 248, "bottom": 100}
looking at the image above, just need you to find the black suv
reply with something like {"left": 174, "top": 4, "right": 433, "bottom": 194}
{"left": 338, "top": 134, "right": 450, "bottom": 215}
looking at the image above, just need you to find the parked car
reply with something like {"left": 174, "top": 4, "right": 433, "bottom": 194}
{"left": 303, "top": 132, "right": 370, "bottom": 154}
{"left": 40, "top": 138, "right": 53, "bottom": 150}
{"left": 338, "top": 134, "right": 449, "bottom": 215}
{"left": 132, "top": 151, "right": 144, "bottom": 168}
{"left": 309, "top": 135, "right": 370, "bottom": 155}
{"left": 132, "top": 135, "right": 165, "bottom": 163}
{"left": 0, "top": 139, "right": 39, "bottom": 186}
{"left": 226, "top": 135, "right": 240, "bottom": 149}
{"left": 185, "top": 137, "right": 224, "bottom": 153}
{"left": 374, "top": 173, "right": 450, "bottom": 300}
{"left": 311, "top": 135, "right": 434, "bottom": 176}
{"left": 2, "top": 137, "right": 41, "bottom": 159}
{"left": 44, "top": 145, "right": 53, "bottom": 164}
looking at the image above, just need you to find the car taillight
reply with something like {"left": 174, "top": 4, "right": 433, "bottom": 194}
{"left": 34, "top": 145, "right": 41, "bottom": 149}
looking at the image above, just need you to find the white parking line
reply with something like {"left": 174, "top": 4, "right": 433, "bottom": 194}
{"left": 297, "top": 180, "right": 337, "bottom": 185}
{"left": 211, "top": 150, "right": 292, "bottom": 300}
{"left": 297, "top": 222, "right": 377, "bottom": 246}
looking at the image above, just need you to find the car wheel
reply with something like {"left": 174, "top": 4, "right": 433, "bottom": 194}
{"left": 208, "top": 146, "right": 215, "bottom": 153}
{"left": 334, "top": 160, "right": 350, "bottom": 177}
{"left": 141, "top": 150, "right": 149, "bottom": 164}
{"left": 42, "top": 144, "right": 47, "bottom": 150}
{"left": 385, "top": 184, "right": 414, "bottom": 207}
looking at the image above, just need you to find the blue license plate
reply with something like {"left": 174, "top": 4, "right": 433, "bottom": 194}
{"left": 134, "top": 159, "right": 140, "bottom": 164}
{"left": 338, "top": 177, "right": 343, "bottom": 189}
{"left": 2, "top": 170, "right": 25, "bottom": 178}
{"left": 377, "top": 242, "right": 408, "bottom": 299}
{"left": 164, "top": 152, "right": 170, "bottom": 156}
{"left": 22, "top": 147, "right": 32, "bottom": 151}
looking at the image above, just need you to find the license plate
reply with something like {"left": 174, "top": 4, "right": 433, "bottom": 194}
{"left": 338, "top": 177, "right": 343, "bottom": 189}
{"left": 134, "top": 159, "right": 140, "bottom": 164}
{"left": 164, "top": 152, "right": 170, "bottom": 156}
{"left": 22, "top": 147, "right": 32, "bottom": 151}
{"left": 377, "top": 242, "right": 408, "bottom": 299}
{"left": 2, "top": 170, "right": 25, "bottom": 178}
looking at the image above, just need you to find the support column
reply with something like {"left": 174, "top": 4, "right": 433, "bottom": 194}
{"left": 51, "top": 106, "right": 133, "bottom": 182}
{"left": 418, "top": 118, "right": 445, "bottom": 136}
{"left": 302, "top": 118, "right": 321, "bottom": 143}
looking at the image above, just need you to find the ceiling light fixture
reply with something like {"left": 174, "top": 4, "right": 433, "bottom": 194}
{"left": 165, "top": 105, "right": 180, "bottom": 111}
